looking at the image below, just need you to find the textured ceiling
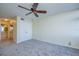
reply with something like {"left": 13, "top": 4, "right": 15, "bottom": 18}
{"left": 0, "top": 3, "right": 79, "bottom": 20}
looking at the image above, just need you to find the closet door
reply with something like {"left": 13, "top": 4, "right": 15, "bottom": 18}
{"left": 17, "top": 17, "right": 28, "bottom": 43}
{"left": 20, "top": 19, "right": 27, "bottom": 42}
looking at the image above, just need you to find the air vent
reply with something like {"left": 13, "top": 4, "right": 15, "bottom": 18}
{"left": 21, "top": 18, "right": 24, "bottom": 21}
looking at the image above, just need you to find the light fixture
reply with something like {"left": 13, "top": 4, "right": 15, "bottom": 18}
{"left": 4, "top": 19, "right": 9, "bottom": 21}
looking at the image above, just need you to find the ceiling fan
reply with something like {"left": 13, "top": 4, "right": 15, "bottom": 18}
{"left": 18, "top": 3, "right": 47, "bottom": 17}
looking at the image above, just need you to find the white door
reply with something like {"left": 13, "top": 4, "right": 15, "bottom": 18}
{"left": 17, "top": 17, "right": 31, "bottom": 43}
{"left": 19, "top": 19, "right": 27, "bottom": 42}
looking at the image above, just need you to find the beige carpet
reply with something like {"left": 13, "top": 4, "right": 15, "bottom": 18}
{"left": 0, "top": 39, "right": 79, "bottom": 56}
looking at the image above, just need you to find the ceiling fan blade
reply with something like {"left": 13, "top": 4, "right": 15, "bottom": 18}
{"left": 25, "top": 12, "right": 32, "bottom": 15}
{"left": 32, "top": 3, "right": 38, "bottom": 10}
{"left": 18, "top": 5, "right": 31, "bottom": 11}
{"left": 33, "top": 13, "right": 39, "bottom": 17}
{"left": 36, "top": 10, "right": 47, "bottom": 13}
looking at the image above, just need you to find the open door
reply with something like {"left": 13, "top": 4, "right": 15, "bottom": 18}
{"left": 0, "top": 18, "right": 16, "bottom": 44}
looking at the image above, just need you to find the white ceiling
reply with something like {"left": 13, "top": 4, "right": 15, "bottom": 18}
{"left": 0, "top": 3, "right": 79, "bottom": 20}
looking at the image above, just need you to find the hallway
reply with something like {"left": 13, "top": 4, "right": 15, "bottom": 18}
{"left": 0, "top": 18, "right": 16, "bottom": 46}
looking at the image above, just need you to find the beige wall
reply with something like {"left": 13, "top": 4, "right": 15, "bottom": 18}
{"left": 33, "top": 10, "right": 79, "bottom": 49}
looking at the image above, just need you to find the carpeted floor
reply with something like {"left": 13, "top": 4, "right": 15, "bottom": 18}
{"left": 0, "top": 39, "right": 79, "bottom": 56}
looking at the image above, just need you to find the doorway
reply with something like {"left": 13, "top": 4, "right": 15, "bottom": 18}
{"left": 0, "top": 18, "right": 16, "bottom": 45}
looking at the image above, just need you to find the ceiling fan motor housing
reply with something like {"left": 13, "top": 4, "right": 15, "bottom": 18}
{"left": 31, "top": 8, "right": 37, "bottom": 13}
